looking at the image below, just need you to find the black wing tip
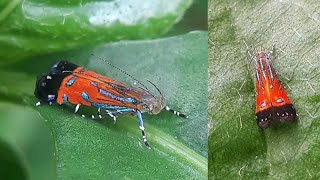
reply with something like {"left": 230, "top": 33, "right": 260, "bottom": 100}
{"left": 256, "top": 103, "right": 297, "bottom": 128}
{"left": 276, "top": 104, "right": 297, "bottom": 122}
{"left": 256, "top": 109, "right": 272, "bottom": 129}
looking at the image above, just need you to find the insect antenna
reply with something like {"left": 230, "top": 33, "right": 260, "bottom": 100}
{"left": 243, "top": 40, "right": 253, "bottom": 57}
{"left": 90, "top": 54, "right": 156, "bottom": 98}
{"left": 145, "top": 79, "right": 164, "bottom": 98}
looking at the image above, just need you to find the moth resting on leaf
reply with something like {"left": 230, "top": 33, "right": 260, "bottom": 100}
{"left": 34, "top": 60, "right": 187, "bottom": 148}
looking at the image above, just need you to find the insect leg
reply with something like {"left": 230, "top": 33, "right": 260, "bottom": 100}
{"left": 75, "top": 104, "right": 88, "bottom": 119}
{"left": 165, "top": 106, "right": 188, "bottom": 118}
{"left": 105, "top": 110, "right": 117, "bottom": 124}
{"left": 74, "top": 104, "right": 80, "bottom": 113}
{"left": 137, "top": 111, "right": 151, "bottom": 149}
{"left": 97, "top": 108, "right": 102, "bottom": 119}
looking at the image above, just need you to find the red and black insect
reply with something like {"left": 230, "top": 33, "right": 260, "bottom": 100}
{"left": 253, "top": 49, "right": 296, "bottom": 128}
{"left": 34, "top": 60, "right": 187, "bottom": 148}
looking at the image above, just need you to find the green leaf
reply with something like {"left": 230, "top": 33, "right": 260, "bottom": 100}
{"left": 208, "top": 0, "right": 320, "bottom": 179}
{"left": 0, "top": 31, "right": 208, "bottom": 179}
{"left": 0, "top": 0, "right": 192, "bottom": 64}
{"left": 0, "top": 103, "right": 56, "bottom": 180}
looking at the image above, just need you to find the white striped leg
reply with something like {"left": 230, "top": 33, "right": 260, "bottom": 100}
{"left": 75, "top": 104, "right": 87, "bottom": 118}
{"left": 165, "top": 106, "right": 188, "bottom": 118}
{"left": 137, "top": 111, "right": 151, "bottom": 149}
{"left": 74, "top": 104, "right": 80, "bottom": 113}
{"left": 106, "top": 110, "right": 117, "bottom": 123}
{"left": 140, "top": 126, "right": 150, "bottom": 149}
{"left": 97, "top": 108, "right": 102, "bottom": 119}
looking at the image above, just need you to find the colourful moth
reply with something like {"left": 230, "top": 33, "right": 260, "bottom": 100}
{"left": 253, "top": 49, "right": 296, "bottom": 128}
{"left": 34, "top": 60, "right": 187, "bottom": 148}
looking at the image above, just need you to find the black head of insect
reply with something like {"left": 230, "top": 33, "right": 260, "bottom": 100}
{"left": 34, "top": 61, "right": 78, "bottom": 104}
{"left": 34, "top": 73, "right": 64, "bottom": 103}
{"left": 50, "top": 61, "right": 78, "bottom": 74}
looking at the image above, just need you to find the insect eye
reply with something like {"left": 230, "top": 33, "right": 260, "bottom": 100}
{"left": 41, "top": 82, "right": 47, "bottom": 86}
{"left": 142, "top": 105, "right": 150, "bottom": 111}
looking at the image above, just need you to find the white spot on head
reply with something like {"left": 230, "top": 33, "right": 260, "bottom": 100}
{"left": 36, "top": 101, "right": 41, "bottom": 106}
{"left": 46, "top": 76, "right": 52, "bottom": 79}
{"left": 81, "top": 115, "right": 85, "bottom": 118}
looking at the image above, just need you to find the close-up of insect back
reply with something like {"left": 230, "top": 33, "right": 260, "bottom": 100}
{"left": 34, "top": 56, "right": 188, "bottom": 148}
{"left": 250, "top": 48, "right": 297, "bottom": 128}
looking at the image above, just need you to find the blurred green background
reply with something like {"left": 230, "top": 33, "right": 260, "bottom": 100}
{"left": 0, "top": 0, "right": 208, "bottom": 179}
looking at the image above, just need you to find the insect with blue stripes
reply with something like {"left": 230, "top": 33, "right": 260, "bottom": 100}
{"left": 34, "top": 57, "right": 187, "bottom": 148}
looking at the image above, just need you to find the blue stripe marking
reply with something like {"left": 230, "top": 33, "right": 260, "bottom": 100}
{"left": 66, "top": 77, "right": 77, "bottom": 87}
{"left": 91, "top": 102, "right": 132, "bottom": 110}
{"left": 99, "top": 89, "right": 123, "bottom": 101}
{"left": 99, "top": 89, "right": 136, "bottom": 103}
{"left": 91, "top": 82, "right": 97, "bottom": 87}
{"left": 63, "top": 94, "right": 68, "bottom": 104}
{"left": 81, "top": 92, "right": 133, "bottom": 111}
{"left": 126, "top": 98, "right": 136, "bottom": 103}
{"left": 137, "top": 111, "right": 143, "bottom": 127}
